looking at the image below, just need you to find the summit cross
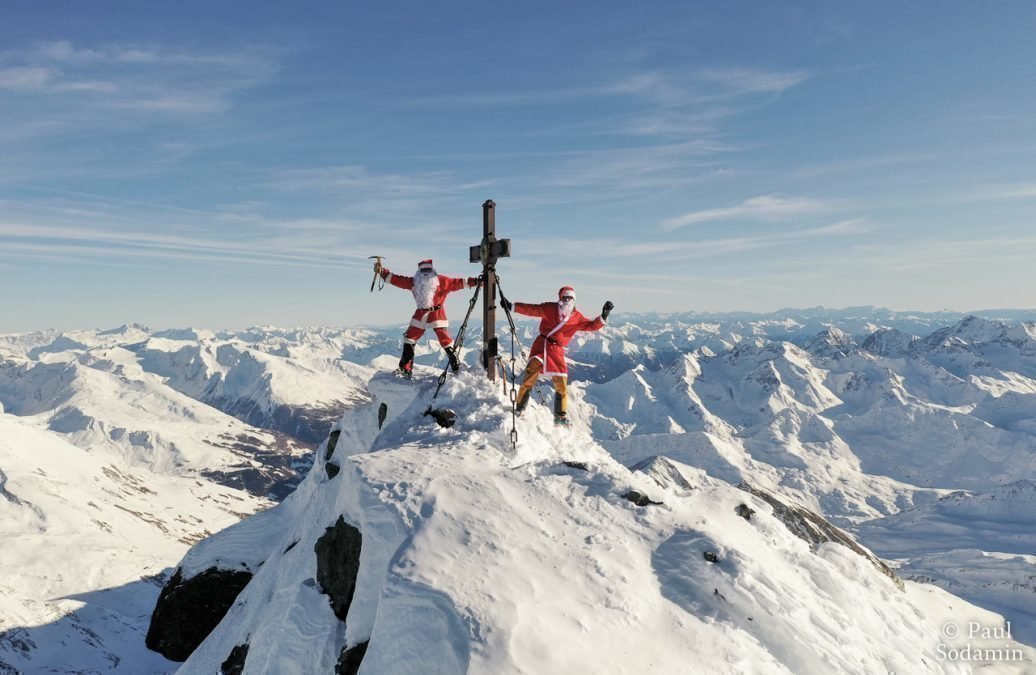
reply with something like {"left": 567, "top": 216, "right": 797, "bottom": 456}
{"left": 469, "top": 199, "right": 511, "bottom": 381}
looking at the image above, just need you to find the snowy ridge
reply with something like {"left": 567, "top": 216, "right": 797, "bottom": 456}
{"left": 164, "top": 372, "right": 1033, "bottom": 673}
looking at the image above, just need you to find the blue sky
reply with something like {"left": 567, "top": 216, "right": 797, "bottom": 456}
{"left": 2, "top": 1, "right": 1036, "bottom": 331}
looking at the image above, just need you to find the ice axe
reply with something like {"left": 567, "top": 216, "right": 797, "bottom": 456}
{"left": 368, "top": 255, "right": 386, "bottom": 292}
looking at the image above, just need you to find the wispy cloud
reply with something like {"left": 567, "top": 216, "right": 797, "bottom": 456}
{"left": 266, "top": 164, "right": 495, "bottom": 219}
{"left": 661, "top": 195, "right": 826, "bottom": 230}
{"left": 970, "top": 182, "right": 1036, "bottom": 200}
{"left": 0, "top": 221, "right": 356, "bottom": 268}
{"left": 15, "top": 40, "right": 266, "bottom": 69}
{"left": 790, "top": 151, "right": 945, "bottom": 180}
{"left": 0, "top": 40, "right": 277, "bottom": 124}
{"left": 271, "top": 165, "right": 489, "bottom": 196}
{"left": 696, "top": 67, "right": 809, "bottom": 95}
{"left": 545, "top": 140, "right": 738, "bottom": 193}
{"left": 532, "top": 219, "right": 869, "bottom": 264}
{"left": 408, "top": 66, "right": 810, "bottom": 111}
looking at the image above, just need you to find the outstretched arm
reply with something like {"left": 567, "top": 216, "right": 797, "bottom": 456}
{"left": 380, "top": 268, "right": 414, "bottom": 290}
{"left": 441, "top": 275, "right": 480, "bottom": 293}
{"left": 575, "top": 315, "right": 607, "bottom": 332}
{"left": 575, "top": 303, "right": 612, "bottom": 332}
{"left": 512, "top": 301, "right": 553, "bottom": 319}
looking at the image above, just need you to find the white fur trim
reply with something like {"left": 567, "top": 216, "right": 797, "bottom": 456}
{"left": 410, "top": 315, "right": 449, "bottom": 329}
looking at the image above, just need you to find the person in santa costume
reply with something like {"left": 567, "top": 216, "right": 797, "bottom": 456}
{"left": 501, "top": 286, "right": 614, "bottom": 425}
{"left": 377, "top": 259, "right": 480, "bottom": 378}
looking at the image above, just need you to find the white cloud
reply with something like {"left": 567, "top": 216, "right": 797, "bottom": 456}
{"left": 0, "top": 40, "right": 277, "bottom": 123}
{"left": 696, "top": 67, "right": 809, "bottom": 95}
{"left": 980, "top": 182, "right": 1036, "bottom": 199}
{"left": 533, "top": 219, "right": 867, "bottom": 264}
{"left": 808, "top": 219, "right": 871, "bottom": 236}
{"left": 661, "top": 195, "right": 825, "bottom": 229}
{"left": 0, "top": 66, "right": 53, "bottom": 90}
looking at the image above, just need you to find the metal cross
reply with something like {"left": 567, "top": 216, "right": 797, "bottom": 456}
{"left": 469, "top": 199, "right": 511, "bottom": 381}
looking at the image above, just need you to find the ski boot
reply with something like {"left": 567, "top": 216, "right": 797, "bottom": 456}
{"left": 553, "top": 392, "right": 569, "bottom": 426}
{"left": 397, "top": 343, "right": 416, "bottom": 379}
{"left": 514, "top": 389, "right": 531, "bottom": 417}
{"left": 445, "top": 345, "right": 460, "bottom": 373}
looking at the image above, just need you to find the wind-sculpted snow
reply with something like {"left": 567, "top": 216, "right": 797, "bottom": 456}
{"left": 157, "top": 370, "right": 1036, "bottom": 674}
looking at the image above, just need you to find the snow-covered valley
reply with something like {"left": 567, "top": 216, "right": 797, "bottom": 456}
{"left": 1, "top": 309, "right": 1034, "bottom": 673}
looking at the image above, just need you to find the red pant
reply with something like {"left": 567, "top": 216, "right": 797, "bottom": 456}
{"left": 404, "top": 324, "right": 453, "bottom": 347}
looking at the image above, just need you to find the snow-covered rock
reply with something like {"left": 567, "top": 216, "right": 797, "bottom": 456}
{"left": 861, "top": 327, "right": 920, "bottom": 358}
{"left": 802, "top": 326, "right": 858, "bottom": 359}
{"left": 154, "top": 372, "right": 1034, "bottom": 674}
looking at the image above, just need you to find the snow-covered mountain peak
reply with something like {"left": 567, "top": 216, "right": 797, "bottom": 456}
{"left": 861, "top": 327, "right": 920, "bottom": 358}
{"left": 803, "top": 326, "right": 858, "bottom": 359}
{"left": 153, "top": 327, "right": 216, "bottom": 342}
{"left": 924, "top": 315, "right": 1010, "bottom": 351}
{"left": 145, "top": 370, "right": 1036, "bottom": 674}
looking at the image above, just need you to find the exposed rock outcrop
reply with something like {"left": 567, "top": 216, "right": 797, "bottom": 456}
{"left": 336, "top": 640, "right": 369, "bottom": 675}
{"left": 737, "top": 482, "right": 902, "bottom": 589}
{"left": 220, "top": 643, "right": 249, "bottom": 674}
{"left": 145, "top": 567, "right": 253, "bottom": 661}
{"left": 314, "top": 516, "right": 363, "bottom": 621}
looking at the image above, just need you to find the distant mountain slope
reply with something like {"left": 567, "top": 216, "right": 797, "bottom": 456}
{"left": 855, "top": 481, "right": 1036, "bottom": 645}
{"left": 0, "top": 345, "right": 310, "bottom": 499}
{"left": 0, "top": 413, "right": 269, "bottom": 674}
{"left": 584, "top": 315, "right": 1036, "bottom": 522}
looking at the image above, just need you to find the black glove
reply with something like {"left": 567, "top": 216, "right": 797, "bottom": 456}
{"left": 602, "top": 301, "right": 614, "bottom": 320}
{"left": 500, "top": 297, "right": 513, "bottom": 312}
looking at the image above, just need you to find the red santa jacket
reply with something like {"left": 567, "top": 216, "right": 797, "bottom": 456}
{"left": 513, "top": 301, "right": 606, "bottom": 376}
{"left": 382, "top": 269, "right": 477, "bottom": 328}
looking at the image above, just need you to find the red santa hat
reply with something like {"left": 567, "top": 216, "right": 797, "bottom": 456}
{"left": 418, "top": 259, "right": 435, "bottom": 271}
{"left": 558, "top": 286, "right": 576, "bottom": 301}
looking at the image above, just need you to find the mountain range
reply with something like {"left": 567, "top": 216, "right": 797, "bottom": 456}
{"left": 1, "top": 308, "right": 1034, "bottom": 673}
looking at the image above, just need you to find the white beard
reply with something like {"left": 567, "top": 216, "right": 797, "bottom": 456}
{"left": 558, "top": 300, "right": 575, "bottom": 319}
{"left": 412, "top": 271, "right": 439, "bottom": 308}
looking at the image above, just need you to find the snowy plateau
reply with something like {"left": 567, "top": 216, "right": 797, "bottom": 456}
{"left": 1, "top": 308, "right": 1035, "bottom": 674}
